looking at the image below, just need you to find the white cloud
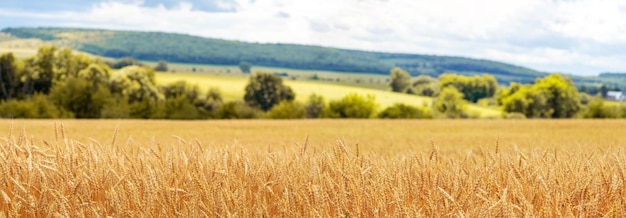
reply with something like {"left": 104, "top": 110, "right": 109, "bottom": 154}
{"left": 2, "top": 0, "right": 626, "bottom": 75}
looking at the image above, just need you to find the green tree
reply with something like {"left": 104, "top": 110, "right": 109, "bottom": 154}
{"left": 305, "top": 94, "right": 325, "bottom": 118}
{"left": 162, "top": 95, "right": 201, "bottom": 119}
{"left": 0, "top": 53, "right": 19, "bottom": 100}
{"left": 378, "top": 103, "right": 432, "bottom": 119}
{"left": 0, "top": 93, "right": 62, "bottom": 118}
{"left": 49, "top": 77, "right": 112, "bottom": 118}
{"left": 109, "top": 66, "right": 162, "bottom": 103}
{"left": 439, "top": 74, "right": 497, "bottom": 102}
{"left": 196, "top": 87, "right": 223, "bottom": 118}
{"left": 433, "top": 87, "right": 468, "bottom": 118}
{"left": 583, "top": 96, "right": 609, "bottom": 118}
{"left": 110, "top": 57, "right": 144, "bottom": 69}
{"left": 532, "top": 74, "right": 581, "bottom": 118}
{"left": 161, "top": 80, "right": 201, "bottom": 102}
{"left": 412, "top": 75, "right": 439, "bottom": 97}
{"left": 154, "top": 60, "right": 168, "bottom": 72}
{"left": 24, "top": 46, "right": 56, "bottom": 94}
{"left": 500, "top": 74, "right": 582, "bottom": 118}
{"left": 77, "top": 63, "right": 111, "bottom": 86}
{"left": 244, "top": 72, "right": 295, "bottom": 111}
{"left": 216, "top": 101, "right": 262, "bottom": 119}
{"left": 389, "top": 67, "right": 411, "bottom": 93}
{"left": 53, "top": 48, "right": 94, "bottom": 82}
{"left": 266, "top": 100, "right": 306, "bottom": 119}
{"left": 326, "top": 93, "right": 377, "bottom": 118}
{"left": 239, "top": 61, "right": 252, "bottom": 74}
{"left": 101, "top": 97, "right": 131, "bottom": 118}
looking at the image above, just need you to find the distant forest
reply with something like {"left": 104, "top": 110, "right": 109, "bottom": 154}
{"left": 3, "top": 27, "right": 547, "bottom": 84}
{"left": 4, "top": 27, "right": 626, "bottom": 88}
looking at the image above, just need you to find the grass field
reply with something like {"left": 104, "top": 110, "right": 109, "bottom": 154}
{"left": 1, "top": 119, "right": 625, "bottom": 216}
{"left": 147, "top": 61, "right": 391, "bottom": 90}
{"left": 155, "top": 72, "right": 502, "bottom": 118}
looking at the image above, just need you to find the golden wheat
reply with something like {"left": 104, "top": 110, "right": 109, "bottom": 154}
{"left": 0, "top": 120, "right": 625, "bottom": 216}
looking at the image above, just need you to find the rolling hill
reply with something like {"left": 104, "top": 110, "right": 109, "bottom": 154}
{"left": 2, "top": 27, "right": 547, "bottom": 84}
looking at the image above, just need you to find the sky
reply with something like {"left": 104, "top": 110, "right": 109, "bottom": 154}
{"left": 1, "top": 0, "right": 626, "bottom": 76}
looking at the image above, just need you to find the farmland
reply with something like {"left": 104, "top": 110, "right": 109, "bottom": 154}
{"left": 155, "top": 72, "right": 503, "bottom": 118}
{"left": 1, "top": 119, "right": 626, "bottom": 216}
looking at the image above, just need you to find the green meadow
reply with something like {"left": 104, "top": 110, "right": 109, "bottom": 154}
{"left": 155, "top": 72, "right": 502, "bottom": 118}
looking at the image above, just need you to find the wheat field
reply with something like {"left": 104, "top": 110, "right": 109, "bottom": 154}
{"left": 1, "top": 119, "right": 625, "bottom": 217}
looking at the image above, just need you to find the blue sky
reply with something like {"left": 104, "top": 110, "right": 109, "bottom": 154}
{"left": 2, "top": 0, "right": 626, "bottom": 76}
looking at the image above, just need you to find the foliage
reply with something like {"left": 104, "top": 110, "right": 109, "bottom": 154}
{"left": 0, "top": 53, "right": 19, "bottom": 100}
{"left": 305, "top": 94, "right": 326, "bottom": 118}
{"left": 161, "top": 95, "right": 202, "bottom": 119}
{"left": 439, "top": 73, "right": 498, "bottom": 102}
{"left": 326, "top": 93, "right": 378, "bottom": 118}
{"left": 77, "top": 63, "right": 110, "bottom": 85}
{"left": 581, "top": 96, "right": 626, "bottom": 118}
{"left": 499, "top": 74, "right": 581, "bottom": 118}
{"left": 101, "top": 97, "right": 131, "bottom": 118}
{"left": 433, "top": 87, "right": 468, "bottom": 118}
{"left": 239, "top": 61, "right": 251, "bottom": 73}
{"left": 2, "top": 27, "right": 547, "bottom": 85}
{"left": 22, "top": 46, "right": 56, "bottom": 95}
{"left": 196, "top": 88, "right": 224, "bottom": 118}
{"left": 578, "top": 83, "right": 620, "bottom": 97}
{"left": 265, "top": 100, "right": 306, "bottom": 119}
{"left": 215, "top": 101, "right": 262, "bottom": 119}
{"left": 412, "top": 75, "right": 439, "bottom": 97}
{"left": 128, "top": 97, "right": 162, "bottom": 119}
{"left": 158, "top": 80, "right": 222, "bottom": 119}
{"left": 109, "top": 57, "right": 144, "bottom": 69}
{"left": 389, "top": 67, "right": 411, "bottom": 93}
{"left": 244, "top": 72, "right": 295, "bottom": 111}
{"left": 49, "top": 77, "right": 112, "bottom": 118}
{"left": 53, "top": 48, "right": 97, "bottom": 82}
{"left": 154, "top": 60, "right": 168, "bottom": 72}
{"left": 160, "top": 80, "right": 201, "bottom": 102}
{"left": 109, "top": 66, "right": 162, "bottom": 103}
{"left": 0, "top": 93, "right": 62, "bottom": 118}
{"left": 378, "top": 103, "right": 432, "bottom": 119}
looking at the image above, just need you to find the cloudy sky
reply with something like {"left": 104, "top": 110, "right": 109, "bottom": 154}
{"left": 1, "top": 0, "right": 626, "bottom": 76}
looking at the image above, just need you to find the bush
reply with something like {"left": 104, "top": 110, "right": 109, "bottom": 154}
{"left": 266, "top": 101, "right": 306, "bottom": 119}
{"left": 305, "top": 94, "right": 325, "bottom": 118}
{"left": 378, "top": 103, "right": 432, "bottom": 119}
{"left": 326, "top": 93, "right": 377, "bottom": 118}
{"left": 128, "top": 98, "right": 162, "bottom": 119}
{"left": 216, "top": 101, "right": 262, "bottom": 119}
{"left": 162, "top": 96, "right": 202, "bottom": 120}
{"left": 244, "top": 72, "right": 295, "bottom": 111}
{"left": 101, "top": 97, "right": 131, "bottom": 119}
{"left": 49, "top": 77, "right": 112, "bottom": 118}
{"left": 0, "top": 93, "right": 63, "bottom": 118}
{"left": 582, "top": 97, "right": 623, "bottom": 119}
{"left": 433, "top": 87, "right": 468, "bottom": 119}
{"left": 505, "top": 112, "right": 527, "bottom": 119}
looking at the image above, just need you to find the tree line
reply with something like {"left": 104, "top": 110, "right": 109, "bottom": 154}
{"left": 0, "top": 46, "right": 431, "bottom": 119}
{"left": 4, "top": 27, "right": 545, "bottom": 85}
{"left": 388, "top": 67, "right": 626, "bottom": 118}
{"left": 1, "top": 46, "right": 626, "bottom": 119}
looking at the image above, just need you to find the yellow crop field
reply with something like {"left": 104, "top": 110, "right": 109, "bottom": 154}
{"left": 1, "top": 119, "right": 625, "bottom": 217}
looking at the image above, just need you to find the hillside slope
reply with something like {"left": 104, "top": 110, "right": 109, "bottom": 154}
{"left": 2, "top": 27, "right": 546, "bottom": 84}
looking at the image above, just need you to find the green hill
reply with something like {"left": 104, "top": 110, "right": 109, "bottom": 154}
{"left": 2, "top": 27, "right": 547, "bottom": 84}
